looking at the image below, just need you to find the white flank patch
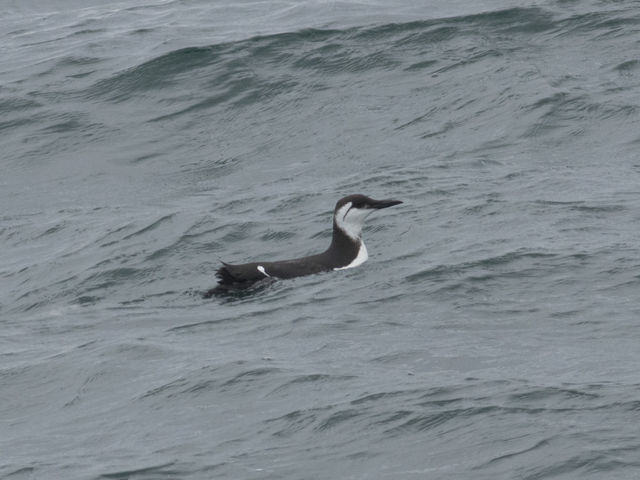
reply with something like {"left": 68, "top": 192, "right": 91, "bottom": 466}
{"left": 334, "top": 242, "right": 369, "bottom": 270}
{"left": 257, "top": 265, "right": 270, "bottom": 277}
{"left": 334, "top": 202, "right": 373, "bottom": 240}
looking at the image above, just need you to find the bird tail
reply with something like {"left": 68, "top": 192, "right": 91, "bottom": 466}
{"left": 202, "top": 263, "right": 242, "bottom": 298}
{"left": 215, "top": 262, "right": 236, "bottom": 285}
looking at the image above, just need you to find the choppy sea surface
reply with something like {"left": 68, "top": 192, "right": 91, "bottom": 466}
{"left": 2, "top": 1, "right": 640, "bottom": 478}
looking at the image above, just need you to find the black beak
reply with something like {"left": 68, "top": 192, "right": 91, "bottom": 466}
{"left": 369, "top": 198, "right": 403, "bottom": 209}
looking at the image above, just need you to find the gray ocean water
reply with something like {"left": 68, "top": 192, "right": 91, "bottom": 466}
{"left": 2, "top": 0, "right": 640, "bottom": 478}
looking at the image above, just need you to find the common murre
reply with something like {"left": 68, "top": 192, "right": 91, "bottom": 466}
{"left": 204, "top": 194, "right": 402, "bottom": 297}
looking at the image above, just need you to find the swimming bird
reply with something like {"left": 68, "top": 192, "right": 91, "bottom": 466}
{"left": 204, "top": 194, "right": 402, "bottom": 297}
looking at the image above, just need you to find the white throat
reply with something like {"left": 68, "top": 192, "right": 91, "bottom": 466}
{"left": 334, "top": 202, "right": 372, "bottom": 241}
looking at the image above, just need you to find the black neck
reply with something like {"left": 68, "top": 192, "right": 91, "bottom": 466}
{"left": 324, "top": 219, "right": 361, "bottom": 267}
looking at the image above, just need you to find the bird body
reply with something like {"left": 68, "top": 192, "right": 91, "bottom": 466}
{"left": 204, "top": 194, "right": 401, "bottom": 296}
